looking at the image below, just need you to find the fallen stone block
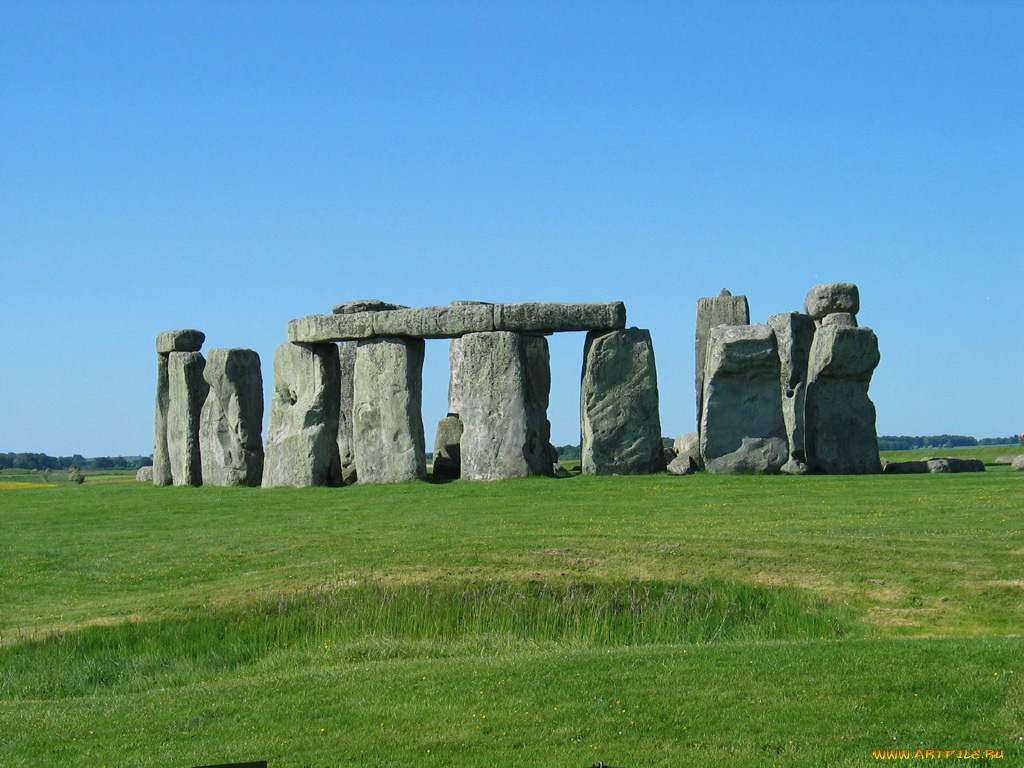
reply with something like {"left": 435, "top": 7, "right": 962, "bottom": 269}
{"left": 922, "top": 457, "right": 985, "bottom": 473}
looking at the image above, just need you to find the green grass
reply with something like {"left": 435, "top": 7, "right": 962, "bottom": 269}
{"left": 1, "top": 461, "right": 1022, "bottom": 766}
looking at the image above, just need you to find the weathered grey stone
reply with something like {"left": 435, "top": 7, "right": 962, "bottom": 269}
{"left": 695, "top": 293, "right": 749, "bottom": 431}
{"left": 135, "top": 466, "right": 153, "bottom": 482}
{"left": 767, "top": 312, "right": 816, "bottom": 468}
{"left": 262, "top": 342, "right": 341, "bottom": 488}
{"left": 663, "top": 447, "right": 677, "bottom": 467}
{"left": 332, "top": 299, "right": 407, "bottom": 314}
{"left": 373, "top": 303, "right": 495, "bottom": 338}
{"left": 922, "top": 457, "right": 985, "bottom": 473}
{"left": 581, "top": 328, "right": 664, "bottom": 475}
{"left": 1013, "top": 455, "right": 1024, "bottom": 471}
{"left": 494, "top": 302, "right": 626, "bottom": 333}
{"left": 167, "top": 351, "right": 208, "bottom": 486}
{"left": 552, "top": 462, "right": 571, "bottom": 478}
{"left": 805, "top": 325, "right": 881, "bottom": 474}
{"left": 447, "top": 337, "right": 466, "bottom": 415}
{"left": 156, "top": 329, "right": 205, "bottom": 354}
{"left": 883, "top": 460, "right": 929, "bottom": 474}
{"left": 821, "top": 312, "right": 858, "bottom": 328}
{"left": 152, "top": 354, "right": 172, "bottom": 486}
{"left": 460, "top": 331, "right": 552, "bottom": 481}
{"left": 994, "top": 456, "right": 1017, "bottom": 465}
{"left": 337, "top": 341, "right": 357, "bottom": 483}
{"left": 700, "top": 324, "right": 788, "bottom": 474}
{"left": 200, "top": 348, "right": 264, "bottom": 487}
{"left": 672, "top": 432, "right": 702, "bottom": 471}
{"left": 353, "top": 337, "right": 426, "bottom": 484}
{"left": 804, "top": 283, "right": 860, "bottom": 320}
{"left": 432, "top": 415, "right": 463, "bottom": 479}
{"left": 287, "top": 313, "right": 376, "bottom": 343}
{"left": 667, "top": 455, "right": 695, "bottom": 475}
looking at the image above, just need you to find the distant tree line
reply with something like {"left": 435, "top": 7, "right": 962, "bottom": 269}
{"left": 0, "top": 453, "right": 153, "bottom": 471}
{"left": 877, "top": 435, "right": 1021, "bottom": 451}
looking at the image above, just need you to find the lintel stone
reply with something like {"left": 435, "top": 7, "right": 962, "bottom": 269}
{"left": 372, "top": 303, "right": 495, "bottom": 338}
{"left": 287, "top": 313, "right": 376, "bottom": 343}
{"left": 157, "top": 329, "right": 205, "bottom": 354}
{"left": 493, "top": 302, "right": 625, "bottom": 333}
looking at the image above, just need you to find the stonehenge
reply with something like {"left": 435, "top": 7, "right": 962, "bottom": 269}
{"left": 152, "top": 282, "right": 885, "bottom": 488}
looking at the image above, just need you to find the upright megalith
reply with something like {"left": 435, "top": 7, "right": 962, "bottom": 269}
{"left": 695, "top": 291, "right": 749, "bottom": 432}
{"left": 767, "top": 312, "right": 816, "bottom": 474}
{"left": 352, "top": 337, "right": 427, "bottom": 484}
{"left": 432, "top": 415, "right": 463, "bottom": 479}
{"left": 804, "top": 325, "right": 881, "bottom": 474}
{"left": 262, "top": 342, "right": 342, "bottom": 488}
{"left": 459, "top": 331, "right": 552, "bottom": 481}
{"left": 153, "top": 329, "right": 205, "bottom": 486}
{"left": 580, "top": 328, "right": 664, "bottom": 475}
{"left": 200, "top": 348, "right": 264, "bottom": 487}
{"left": 337, "top": 340, "right": 357, "bottom": 484}
{"left": 700, "top": 324, "right": 788, "bottom": 474}
{"left": 167, "top": 351, "right": 208, "bottom": 486}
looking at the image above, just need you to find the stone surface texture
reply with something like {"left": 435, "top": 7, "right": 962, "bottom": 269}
{"left": 494, "top": 302, "right": 626, "bottom": 333}
{"left": 923, "top": 457, "right": 985, "bottom": 473}
{"left": 667, "top": 455, "right": 695, "bottom": 475}
{"left": 332, "top": 299, "right": 407, "bottom": 314}
{"left": 156, "top": 329, "right": 205, "bottom": 354}
{"left": 700, "top": 324, "right": 788, "bottom": 474}
{"left": 431, "top": 415, "right": 463, "bottom": 479}
{"left": 135, "top": 466, "right": 154, "bottom": 482}
{"left": 262, "top": 342, "right": 342, "bottom": 488}
{"left": 372, "top": 304, "right": 495, "bottom": 338}
{"left": 200, "top": 348, "right": 264, "bottom": 487}
{"left": 581, "top": 328, "right": 664, "bottom": 475}
{"left": 804, "top": 325, "right": 881, "bottom": 474}
{"left": 672, "top": 432, "right": 702, "bottom": 472}
{"left": 767, "top": 311, "right": 816, "bottom": 469}
{"left": 352, "top": 336, "right": 427, "bottom": 484}
{"left": 804, "top": 283, "right": 860, "bottom": 320}
{"left": 152, "top": 354, "right": 172, "bottom": 485}
{"left": 883, "top": 460, "right": 930, "bottom": 474}
{"left": 459, "top": 331, "right": 552, "bottom": 481}
{"left": 821, "top": 312, "right": 858, "bottom": 328}
{"left": 167, "top": 351, "right": 208, "bottom": 486}
{"left": 337, "top": 341, "right": 357, "bottom": 483}
{"left": 447, "top": 337, "right": 466, "bottom": 415}
{"left": 287, "top": 313, "right": 376, "bottom": 343}
{"left": 695, "top": 293, "right": 749, "bottom": 432}
{"left": 1013, "top": 455, "right": 1024, "bottom": 471}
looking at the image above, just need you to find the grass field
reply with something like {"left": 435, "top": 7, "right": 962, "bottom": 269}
{"left": 1, "top": 454, "right": 1022, "bottom": 766}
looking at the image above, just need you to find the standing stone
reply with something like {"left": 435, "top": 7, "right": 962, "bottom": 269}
{"left": 700, "top": 325, "right": 788, "bottom": 474}
{"left": 821, "top": 312, "right": 858, "bottom": 328}
{"left": 432, "top": 415, "right": 463, "bottom": 479}
{"left": 262, "top": 342, "right": 342, "bottom": 488}
{"left": 337, "top": 340, "right": 357, "bottom": 484}
{"left": 767, "top": 312, "right": 816, "bottom": 474}
{"left": 695, "top": 292, "right": 749, "bottom": 432}
{"left": 352, "top": 337, "right": 426, "bottom": 484}
{"left": 581, "top": 328, "right": 664, "bottom": 475}
{"left": 447, "top": 336, "right": 466, "bottom": 415}
{"left": 167, "top": 351, "right": 208, "bottom": 486}
{"left": 153, "top": 354, "right": 172, "bottom": 485}
{"left": 460, "top": 332, "right": 552, "bottom": 481}
{"left": 200, "top": 348, "right": 264, "bottom": 487}
{"left": 805, "top": 325, "right": 882, "bottom": 474}
{"left": 804, "top": 283, "right": 860, "bottom": 321}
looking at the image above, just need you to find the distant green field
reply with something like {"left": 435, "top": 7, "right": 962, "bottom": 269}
{"left": 1, "top": 463, "right": 1021, "bottom": 766}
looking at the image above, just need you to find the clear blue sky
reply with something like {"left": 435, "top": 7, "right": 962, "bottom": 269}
{"left": 2, "top": 1, "right": 1021, "bottom": 457}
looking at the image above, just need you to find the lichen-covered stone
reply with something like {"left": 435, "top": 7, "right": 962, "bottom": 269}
{"left": 581, "top": 328, "right": 664, "bottom": 475}
{"left": 167, "top": 351, "right": 208, "bottom": 486}
{"left": 337, "top": 341, "right": 357, "bottom": 483}
{"left": 882, "top": 460, "right": 929, "bottom": 474}
{"left": 804, "top": 283, "right": 860, "bottom": 320}
{"left": 262, "top": 342, "right": 341, "bottom": 488}
{"left": 805, "top": 325, "right": 881, "bottom": 474}
{"left": 459, "top": 332, "right": 552, "bottom": 481}
{"left": 767, "top": 312, "right": 816, "bottom": 468}
{"left": 821, "top": 312, "right": 858, "bottom": 328}
{"left": 157, "top": 329, "right": 205, "bottom": 354}
{"left": 432, "top": 415, "right": 463, "bottom": 479}
{"left": 700, "top": 325, "right": 787, "bottom": 474}
{"left": 667, "top": 455, "right": 695, "bottom": 475}
{"left": 332, "top": 299, "right": 407, "bottom": 314}
{"left": 372, "top": 304, "right": 495, "bottom": 338}
{"left": 695, "top": 293, "right": 749, "bottom": 432}
{"left": 1012, "top": 455, "right": 1024, "bottom": 472}
{"left": 135, "top": 466, "right": 153, "bottom": 482}
{"left": 447, "top": 337, "right": 466, "bottom": 415}
{"left": 152, "top": 354, "right": 172, "bottom": 485}
{"left": 352, "top": 337, "right": 427, "bottom": 484}
{"left": 672, "top": 432, "right": 702, "bottom": 472}
{"left": 200, "top": 348, "right": 264, "bottom": 487}
{"left": 287, "top": 313, "right": 376, "bottom": 343}
{"left": 494, "top": 302, "right": 626, "bottom": 333}
{"left": 922, "top": 457, "right": 985, "bottom": 473}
